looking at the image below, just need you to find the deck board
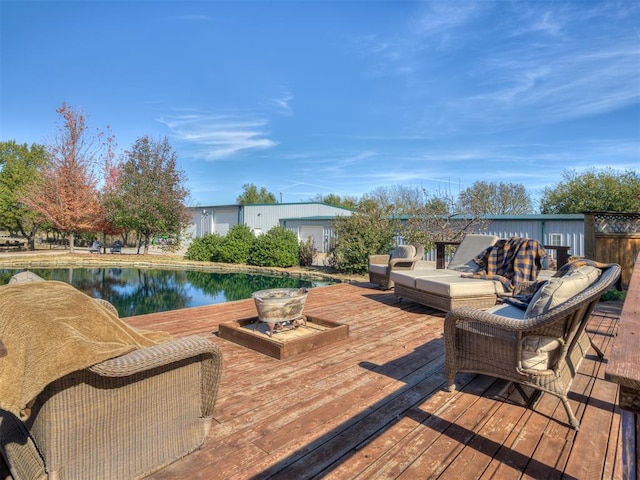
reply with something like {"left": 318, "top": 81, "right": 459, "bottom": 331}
{"left": 137, "top": 282, "right": 624, "bottom": 479}
{"left": 0, "top": 282, "right": 624, "bottom": 479}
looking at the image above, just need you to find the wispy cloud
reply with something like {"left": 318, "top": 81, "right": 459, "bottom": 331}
{"left": 157, "top": 113, "right": 277, "bottom": 160}
{"left": 267, "top": 90, "right": 294, "bottom": 115}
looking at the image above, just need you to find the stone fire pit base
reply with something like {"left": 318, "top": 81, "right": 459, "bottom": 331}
{"left": 218, "top": 315, "right": 349, "bottom": 360}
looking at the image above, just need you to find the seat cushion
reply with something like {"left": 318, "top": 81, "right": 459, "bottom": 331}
{"left": 521, "top": 336, "right": 563, "bottom": 370}
{"left": 486, "top": 303, "right": 526, "bottom": 320}
{"left": 448, "top": 234, "right": 499, "bottom": 272}
{"left": 368, "top": 264, "right": 389, "bottom": 276}
{"left": 414, "top": 275, "right": 503, "bottom": 298}
{"left": 524, "top": 265, "right": 601, "bottom": 318}
{"left": 389, "top": 269, "right": 458, "bottom": 288}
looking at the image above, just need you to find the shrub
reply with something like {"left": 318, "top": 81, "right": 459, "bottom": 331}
{"left": 329, "top": 209, "right": 397, "bottom": 274}
{"left": 299, "top": 236, "right": 317, "bottom": 267}
{"left": 248, "top": 226, "right": 300, "bottom": 267}
{"left": 213, "top": 224, "right": 256, "bottom": 264}
{"left": 184, "top": 233, "right": 224, "bottom": 262}
{"left": 600, "top": 289, "right": 627, "bottom": 302}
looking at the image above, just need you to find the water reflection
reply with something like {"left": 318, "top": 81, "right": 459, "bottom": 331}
{"left": 0, "top": 268, "right": 327, "bottom": 317}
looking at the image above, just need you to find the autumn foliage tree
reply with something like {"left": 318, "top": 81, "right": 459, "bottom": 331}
{"left": 113, "top": 135, "right": 190, "bottom": 254}
{"left": 20, "top": 103, "right": 103, "bottom": 251}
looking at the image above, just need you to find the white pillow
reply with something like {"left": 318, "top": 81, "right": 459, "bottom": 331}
{"left": 390, "top": 245, "right": 416, "bottom": 260}
{"left": 524, "top": 265, "right": 601, "bottom": 318}
{"left": 448, "top": 234, "right": 498, "bottom": 272}
{"left": 521, "top": 336, "right": 563, "bottom": 370}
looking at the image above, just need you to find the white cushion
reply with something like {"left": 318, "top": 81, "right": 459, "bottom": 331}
{"left": 368, "top": 264, "right": 389, "bottom": 276}
{"left": 486, "top": 303, "right": 526, "bottom": 320}
{"left": 391, "top": 245, "right": 416, "bottom": 260}
{"left": 448, "top": 234, "right": 499, "bottom": 272}
{"left": 524, "top": 265, "right": 601, "bottom": 318}
{"left": 389, "top": 269, "right": 455, "bottom": 288}
{"left": 414, "top": 275, "right": 503, "bottom": 297}
{"left": 521, "top": 336, "right": 563, "bottom": 370}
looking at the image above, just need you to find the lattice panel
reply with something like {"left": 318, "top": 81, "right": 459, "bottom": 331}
{"left": 594, "top": 213, "right": 640, "bottom": 234}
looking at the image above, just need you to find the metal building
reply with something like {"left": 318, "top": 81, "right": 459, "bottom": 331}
{"left": 190, "top": 206, "right": 585, "bottom": 258}
{"left": 189, "top": 203, "right": 353, "bottom": 253}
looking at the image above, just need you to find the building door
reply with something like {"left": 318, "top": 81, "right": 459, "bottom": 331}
{"left": 213, "top": 210, "right": 238, "bottom": 236}
{"left": 299, "top": 225, "right": 324, "bottom": 252}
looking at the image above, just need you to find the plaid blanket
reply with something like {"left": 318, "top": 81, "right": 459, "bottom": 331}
{"left": 461, "top": 237, "right": 546, "bottom": 292}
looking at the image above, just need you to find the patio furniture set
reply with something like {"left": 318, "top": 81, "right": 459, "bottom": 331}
{"left": 0, "top": 234, "right": 622, "bottom": 479}
{"left": 369, "top": 234, "right": 622, "bottom": 430}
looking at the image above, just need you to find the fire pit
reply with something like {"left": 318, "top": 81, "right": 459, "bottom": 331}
{"left": 252, "top": 288, "right": 308, "bottom": 336}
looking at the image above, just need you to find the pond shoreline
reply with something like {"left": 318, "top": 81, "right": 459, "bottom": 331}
{"left": 0, "top": 249, "right": 368, "bottom": 284}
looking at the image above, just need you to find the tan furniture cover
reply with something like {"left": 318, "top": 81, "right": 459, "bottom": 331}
{"left": 0, "top": 280, "right": 223, "bottom": 480}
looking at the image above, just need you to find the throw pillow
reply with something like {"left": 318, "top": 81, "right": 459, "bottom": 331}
{"left": 524, "top": 265, "right": 601, "bottom": 318}
{"left": 390, "top": 245, "right": 416, "bottom": 260}
{"left": 521, "top": 336, "right": 563, "bottom": 371}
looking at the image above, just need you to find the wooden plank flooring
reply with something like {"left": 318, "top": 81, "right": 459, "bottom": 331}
{"left": 125, "top": 282, "right": 623, "bottom": 480}
{"left": 1, "top": 282, "right": 624, "bottom": 479}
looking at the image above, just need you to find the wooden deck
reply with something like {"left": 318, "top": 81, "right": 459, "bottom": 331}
{"left": 129, "top": 281, "right": 623, "bottom": 479}
{"left": 2, "top": 281, "right": 624, "bottom": 479}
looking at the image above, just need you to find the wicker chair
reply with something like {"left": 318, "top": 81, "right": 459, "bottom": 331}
{"left": 444, "top": 263, "right": 621, "bottom": 430}
{"left": 0, "top": 335, "right": 223, "bottom": 480}
{"left": 368, "top": 244, "right": 425, "bottom": 290}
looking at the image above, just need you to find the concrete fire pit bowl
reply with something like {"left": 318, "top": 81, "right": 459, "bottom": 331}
{"left": 252, "top": 288, "right": 308, "bottom": 335}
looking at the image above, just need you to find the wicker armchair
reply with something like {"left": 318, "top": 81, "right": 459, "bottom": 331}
{"left": 444, "top": 263, "right": 621, "bottom": 430}
{"left": 368, "top": 244, "right": 425, "bottom": 290}
{"left": 0, "top": 335, "right": 223, "bottom": 480}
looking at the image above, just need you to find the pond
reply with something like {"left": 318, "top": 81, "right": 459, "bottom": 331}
{"left": 0, "top": 267, "right": 330, "bottom": 317}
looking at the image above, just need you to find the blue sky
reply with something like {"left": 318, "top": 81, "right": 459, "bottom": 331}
{"left": 1, "top": 1, "right": 638, "bottom": 209}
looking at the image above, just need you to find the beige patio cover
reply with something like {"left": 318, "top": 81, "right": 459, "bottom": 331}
{"left": 0, "top": 281, "right": 171, "bottom": 419}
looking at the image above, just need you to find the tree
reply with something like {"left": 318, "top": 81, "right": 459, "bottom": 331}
{"left": 236, "top": 184, "right": 277, "bottom": 204}
{"left": 95, "top": 129, "right": 125, "bottom": 247}
{"left": 403, "top": 187, "right": 488, "bottom": 248}
{"left": 329, "top": 204, "right": 398, "bottom": 274}
{"left": 540, "top": 168, "right": 640, "bottom": 214}
{"left": 363, "top": 185, "right": 428, "bottom": 216}
{"left": 0, "top": 141, "right": 48, "bottom": 250}
{"left": 20, "top": 103, "right": 103, "bottom": 252}
{"left": 458, "top": 181, "right": 533, "bottom": 215}
{"left": 308, "top": 193, "right": 358, "bottom": 210}
{"left": 114, "top": 135, "right": 191, "bottom": 254}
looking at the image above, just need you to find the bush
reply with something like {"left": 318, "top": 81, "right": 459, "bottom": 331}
{"left": 248, "top": 226, "right": 300, "bottom": 267}
{"left": 329, "top": 209, "right": 396, "bottom": 274}
{"left": 213, "top": 224, "right": 256, "bottom": 264}
{"left": 184, "top": 233, "right": 224, "bottom": 262}
{"left": 600, "top": 289, "right": 627, "bottom": 302}
{"left": 299, "top": 236, "right": 317, "bottom": 267}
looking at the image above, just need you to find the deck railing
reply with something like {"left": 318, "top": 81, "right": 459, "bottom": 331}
{"left": 605, "top": 252, "right": 639, "bottom": 480}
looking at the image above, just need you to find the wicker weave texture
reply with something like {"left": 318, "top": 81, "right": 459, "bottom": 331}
{"left": 0, "top": 335, "right": 222, "bottom": 480}
{"left": 394, "top": 283, "right": 498, "bottom": 312}
{"left": 444, "top": 264, "right": 621, "bottom": 430}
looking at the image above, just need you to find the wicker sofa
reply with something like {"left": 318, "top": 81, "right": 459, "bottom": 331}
{"left": 0, "top": 279, "right": 223, "bottom": 480}
{"left": 444, "top": 261, "right": 621, "bottom": 430}
{"left": 391, "top": 234, "right": 501, "bottom": 311}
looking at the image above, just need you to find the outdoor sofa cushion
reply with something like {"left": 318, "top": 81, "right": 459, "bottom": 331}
{"left": 524, "top": 265, "right": 601, "bottom": 318}
{"left": 413, "top": 275, "right": 505, "bottom": 298}
{"left": 447, "top": 234, "right": 499, "bottom": 272}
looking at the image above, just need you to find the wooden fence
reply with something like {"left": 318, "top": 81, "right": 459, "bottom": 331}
{"left": 584, "top": 211, "right": 640, "bottom": 287}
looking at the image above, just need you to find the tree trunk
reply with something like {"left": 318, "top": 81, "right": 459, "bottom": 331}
{"left": 68, "top": 232, "right": 75, "bottom": 252}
